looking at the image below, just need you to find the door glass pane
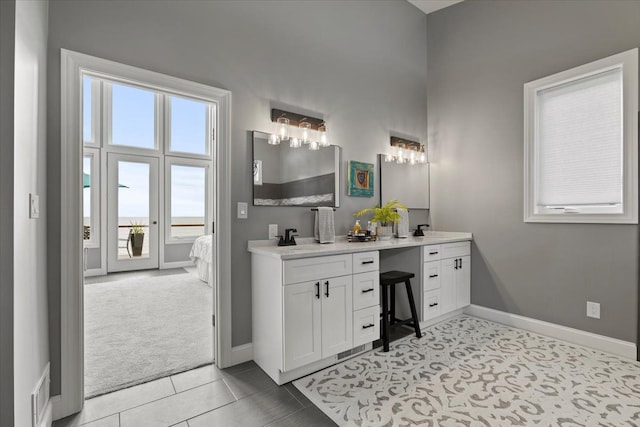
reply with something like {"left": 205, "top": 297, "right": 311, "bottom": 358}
{"left": 83, "top": 76, "right": 94, "bottom": 144}
{"left": 170, "top": 96, "right": 208, "bottom": 155}
{"left": 118, "top": 161, "right": 150, "bottom": 259}
{"left": 83, "top": 156, "right": 92, "bottom": 240}
{"left": 111, "top": 83, "right": 156, "bottom": 149}
{"left": 171, "top": 165, "right": 205, "bottom": 238}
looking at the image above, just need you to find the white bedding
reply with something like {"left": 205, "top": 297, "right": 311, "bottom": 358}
{"left": 190, "top": 235, "right": 213, "bottom": 283}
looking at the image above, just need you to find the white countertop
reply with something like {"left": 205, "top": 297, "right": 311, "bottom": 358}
{"left": 248, "top": 231, "right": 472, "bottom": 260}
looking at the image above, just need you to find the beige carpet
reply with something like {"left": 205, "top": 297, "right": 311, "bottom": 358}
{"left": 84, "top": 272, "right": 213, "bottom": 398}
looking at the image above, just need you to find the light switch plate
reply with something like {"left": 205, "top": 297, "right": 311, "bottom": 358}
{"left": 29, "top": 193, "right": 40, "bottom": 219}
{"left": 587, "top": 301, "right": 600, "bottom": 319}
{"left": 237, "top": 202, "right": 248, "bottom": 219}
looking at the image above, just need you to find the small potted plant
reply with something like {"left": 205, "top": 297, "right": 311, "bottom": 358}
{"left": 130, "top": 221, "right": 145, "bottom": 256}
{"left": 354, "top": 199, "right": 407, "bottom": 240}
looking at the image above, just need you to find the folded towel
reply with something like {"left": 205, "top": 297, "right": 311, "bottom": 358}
{"left": 314, "top": 207, "right": 335, "bottom": 243}
{"left": 395, "top": 208, "right": 409, "bottom": 238}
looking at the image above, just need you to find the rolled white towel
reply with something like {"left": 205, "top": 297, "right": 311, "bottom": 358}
{"left": 314, "top": 207, "right": 335, "bottom": 243}
{"left": 395, "top": 208, "right": 409, "bottom": 238}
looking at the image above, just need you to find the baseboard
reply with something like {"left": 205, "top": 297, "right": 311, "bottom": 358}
{"left": 230, "top": 343, "right": 253, "bottom": 365}
{"left": 83, "top": 268, "right": 105, "bottom": 277}
{"left": 464, "top": 304, "right": 637, "bottom": 360}
{"left": 161, "top": 261, "right": 195, "bottom": 269}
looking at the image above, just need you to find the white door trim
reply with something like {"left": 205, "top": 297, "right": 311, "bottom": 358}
{"left": 57, "top": 49, "right": 233, "bottom": 420}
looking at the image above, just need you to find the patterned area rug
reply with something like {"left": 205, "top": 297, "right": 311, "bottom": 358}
{"left": 294, "top": 315, "right": 640, "bottom": 426}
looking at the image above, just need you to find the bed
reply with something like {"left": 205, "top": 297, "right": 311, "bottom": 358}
{"left": 189, "top": 235, "right": 213, "bottom": 284}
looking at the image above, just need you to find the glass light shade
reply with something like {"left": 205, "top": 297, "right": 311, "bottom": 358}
{"left": 299, "top": 122, "right": 311, "bottom": 144}
{"left": 268, "top": 134, "right": 280, "bottom": 145}
{"left": 290, "top": 136, "right": 301, "bottom": 148}
{"left": 276, "top": 117, "right": 290, "bottom": 141}
{"left": 384, "top": 153, "right": 395, "bottom": 162}
{"left": 396, "top": 147, "right": 405, "bottom": 164}
{"left": 418, "top": 150, "right": 427, "bottom": 164}
{"left": 409, "top": 149, "right": 417, "bottom": 165}
{"left": 318, "top": 124, "right": 329, "bottom": 147}
{"left": 308, "top": 140, "right": 320, "bottom": 151}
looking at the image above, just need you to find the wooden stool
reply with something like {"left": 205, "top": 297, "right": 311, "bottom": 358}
{"left": 379, "top": 270, "right": 422, "bottom": 352}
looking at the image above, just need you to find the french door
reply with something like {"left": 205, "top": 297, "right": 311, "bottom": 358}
{"left": 107, "top": 153, "right": 159, "bottom": 272}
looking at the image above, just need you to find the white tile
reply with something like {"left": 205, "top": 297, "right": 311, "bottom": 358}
{"left": 170, "top": 423, "right": 188, "bottom": 427}
{"left": 57, "top": 377, "right": 175, "bottom": 426}
{"left": 171, "top": 364, "right": 222, "bottom": 393}
{"left": 120, "top": 379, "right": 235, "bottom": 427}
{"left": 79, "top": 414, "right": 120, "bottom": 427}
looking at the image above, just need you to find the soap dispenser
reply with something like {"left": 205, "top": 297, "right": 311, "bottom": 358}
{"left": 353, "top": 220, "right": 362, "bottom": 235}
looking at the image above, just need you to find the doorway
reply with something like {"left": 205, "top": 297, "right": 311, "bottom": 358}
{"left": 59, "top": 49, "right": 232, "bottom": 419}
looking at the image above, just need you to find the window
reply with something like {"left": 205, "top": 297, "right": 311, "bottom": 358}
{"left": 165, "top": 158, "right": 210, "bottom": 242}
{"left": 83, "top": 149, "right": 100, "bottom": 247}
{"left": 167, "top": 95, "right": 211, "bottom": 156}
{"left": 109, "top": 82, "right": 158, "bottom": 150}
{"left": 524, "top": 48, "right": 638, "bottom": 223}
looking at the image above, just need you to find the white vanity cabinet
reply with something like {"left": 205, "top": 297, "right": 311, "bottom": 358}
{"left": 422, "top": 241, "right": 471, "bottom": 321}
{"left": 283, "top": 275, "right": 352, "bottom": 371}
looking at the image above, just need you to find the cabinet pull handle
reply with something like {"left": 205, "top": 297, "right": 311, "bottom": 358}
{"left": 362, "top": 323, "right": 375, "bottom": 329}
{"left": 429, "top": 274, "right": 438, "bottom": 278}
{"left": 454, "top": 259, "right": 458, "bottom": 270}
{"left": 429, "top": 302, "right": 439, "bottom": 307}
{"left": 315, "top": 282, "right": 320, "bottom": 299}
{"left": 361, "top": 288, "right": 374, "bottom": 293}
{"left": 361, "top": 260, "right": 375, "bottom": 265}
{"left": 324, "top": 281, "right": 329, "bottom": 297}
{"left": 429, "top": 251, "right": 439, "bottom": 255}
{"left": 459, "top": 258, "right": 463, "bottom": 269}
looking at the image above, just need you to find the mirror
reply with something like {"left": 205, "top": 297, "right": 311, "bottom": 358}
{"left": 252, "top": 131, "right": 341, "bottom": 207}
{"left": 379, "top": 154, "right": 429, "bottom": 209}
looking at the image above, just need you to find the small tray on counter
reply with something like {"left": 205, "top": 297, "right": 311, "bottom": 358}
{"left": 347, "top": 234, "right": 377, "bottom": 243}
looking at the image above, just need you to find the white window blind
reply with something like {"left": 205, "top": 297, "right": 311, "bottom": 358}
{"left": 536, "top": 68, "right": 622, "bottom": 208}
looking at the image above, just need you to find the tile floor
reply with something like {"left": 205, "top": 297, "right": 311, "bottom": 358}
{"left": 53, "top": 362, "right": 335, "bottom": 427}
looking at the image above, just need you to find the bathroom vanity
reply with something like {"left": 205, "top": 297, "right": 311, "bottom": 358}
{"left": 248, "top": 232, "right": 472, "bottom": 385}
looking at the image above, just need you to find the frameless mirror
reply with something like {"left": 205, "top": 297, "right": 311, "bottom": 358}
{"left": 252, "top": 131, "right": 341, "bottom": 207}
{"left": 379, "top": 154, "right": 430, "bottom": 209}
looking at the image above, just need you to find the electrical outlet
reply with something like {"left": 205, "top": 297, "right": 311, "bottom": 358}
{"left": 269, "top": 224, "right": 278, "bottom": 240}
{"left": 29, "top": 193, "right": 40, "bottom": 219}
{"left": 587, "top": 301, "right": 600, "bottom": 319}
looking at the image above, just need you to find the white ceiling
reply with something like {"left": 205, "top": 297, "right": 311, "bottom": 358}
{"left": 407, "top": 0, "right": 464, "bottom": 15}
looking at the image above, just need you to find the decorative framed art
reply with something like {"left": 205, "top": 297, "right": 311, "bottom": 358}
{"left": 348, "top": 160, "right": 374, "bottom": 197}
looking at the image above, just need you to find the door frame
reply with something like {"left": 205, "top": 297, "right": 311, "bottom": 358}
{"left": 106, "top": 153, "right": 160, "bottom": 272}
{"left": 57, "top": 49, "right": 233, "bottom": 419}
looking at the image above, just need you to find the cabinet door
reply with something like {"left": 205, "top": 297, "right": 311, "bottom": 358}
{"left": 321, "top": 275, "right": 353, "bottom": 358}
{"left": 440, "top": 257, "right": 457, "bottom": 314}
{"left": 283, "top": 281, "right": 322, "bottom": 371}
{"left": 456, "top": 255, "right": 471, "bottom": 308}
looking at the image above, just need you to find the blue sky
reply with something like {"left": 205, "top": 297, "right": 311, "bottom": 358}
{"left": 83, "top": 77, "right": 208, "bottom": 219}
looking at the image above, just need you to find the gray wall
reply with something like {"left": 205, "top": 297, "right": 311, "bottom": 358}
{"left": 47, "top": 0, "right": 429, "bottom": 391}
{"left": 0, "top": 1, "right": 16, "bottom": 424}
{"left": 13, "top": 0, "right": 50, "bottom": 425}
{"left": 427, "top": 0, "right": 640, "bottom": 342}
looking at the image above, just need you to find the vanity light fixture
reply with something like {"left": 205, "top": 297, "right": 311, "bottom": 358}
{"left": 384, "top": 136, "right": 427, "bottom": 165}
{"left": 269, "top": 108, "right": 331, "bottom": 150}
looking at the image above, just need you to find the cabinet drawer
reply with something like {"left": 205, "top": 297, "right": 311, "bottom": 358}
{"left": 423, "top": 289, "right": 441, "bottom": 320}
{"left": 353, "top": 305, "right": 380, "bottom": 347}
{"left": 423, "top": 245, "right": 442, "bottom": 262}
{"left": 423, "top": 261, "right": 441, "bottom": 292}
{"left": 441, "top": 241, "right": 470, "bottom": 259}
{"left": 283, "top": 254, "right": 352, "bottom": 285}
{"left": 353, "top": 271, "right": 379, "bottom": 311}
{"left": 352, "top": 251, "right": 379, "bottom": 274}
